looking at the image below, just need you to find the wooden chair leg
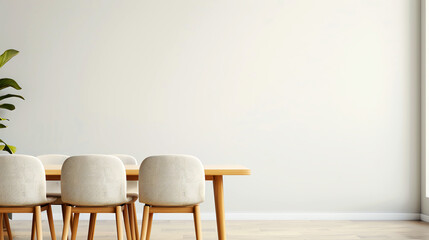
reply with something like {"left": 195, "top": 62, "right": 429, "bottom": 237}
{"left": 31, "top": 213, "right": 36, "bottom": 240}
{"left": 3, "top": 213, "right": 12, "bottom": 240}
{"left": 47, "top": 205, "right": 56, "bottom": 240}
{"left": 146, "top": 213, "right": 153, "bottom": 240}
{"left": 0, "top": 213, "right": 4, "bottom": 240}
{"left": 132, "top": 203, "right": 139, "bottom": 240}
{"left": 193, "top": 205, "right": 202, "bottom": 240}
{"left": 88, "top": 213, "right": 97, "bottom": 240}
{"left": 140, "top": 205, "right": 150, "bottom": 240}
{"left": 128, "top": 205, "right": 136, "bottom": 240}
{"left": 115, "top": 206, "right": 124, "bottom": 240}
{"left": 35, "top": 206, "right": 43, "bottom": 240}
{"left": 71, "top": 212, "right": 79, "bottom": 240}
{"left": 62, "top": 205, "right": 72, "bottom": 240}
{"left": 123, "top": 205, "right": 132, "bottom": 240}
{"left": 61, "top": 204, "right": 72, "bottom": 240}
{"left": 70, "top": 212, "right": 74, "bottom": 237}
{"left": 61, "top": 205, "right": 66, "bottom": 223}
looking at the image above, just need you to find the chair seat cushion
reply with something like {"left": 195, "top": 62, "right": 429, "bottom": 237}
{"left": 67, "top": 196, "right": 135, "bottom": 207}
{"left": 48, "top": 193, "right": 137, "bottom": 204}
{"left": 0, "top": 197, "right": 58, "bottom": 207}
{"left": 46, "top": 192, "right": 64, "bottom": 205}
{"left": 145, "top": 201, "right": 204, "bottom": 207}
{"left": 44, "top": 197, "right": 58, "bottom": 205}
{"left": 127, "top": 193, "right": 138, "bottom": 202}
{"left": 46, "top": 192, "right": 61, "bottom": 198}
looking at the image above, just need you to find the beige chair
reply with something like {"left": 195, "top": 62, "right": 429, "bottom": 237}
{"left": 113, "top": 154, "right": 139, "bottom": 240}
{"left": 61, "top": 155, "right": 133, "bottom": 240}
{"left": 139, "top": 155, "right": 205, "bottom": 240}
{"left": 0, "top": 154, "right": 57, "bottom": 240}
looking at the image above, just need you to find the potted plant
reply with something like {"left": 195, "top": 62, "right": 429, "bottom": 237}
{"left": 0, "top": 49, "right": 24, "bottom": 154}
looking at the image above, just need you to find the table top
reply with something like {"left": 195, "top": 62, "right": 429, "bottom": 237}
{"left": 44, "top": 164, "right": 251, "bottom": 176}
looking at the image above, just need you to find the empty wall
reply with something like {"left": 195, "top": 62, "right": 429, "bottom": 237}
{"left": 0, "top": 0, "right": 421, "bottom": 219}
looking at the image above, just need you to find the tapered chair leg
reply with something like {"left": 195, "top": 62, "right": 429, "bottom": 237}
{"left": 70, "top": 213, "right": 74, "bottom": 236}
{"left": 0, "top": 213, "right": 4, "bottom": 240}
{"left": 132, "top": 203, "right": 139, "bottom": 240}
{"left": 47, "top": 205, "right": 56, "bottom": 240}
{"left": 146, "top": 213, "right": 153, "bottom": 240}
{"left": 31, "top": 213, "right": 36, "bottom": 240}
{"left": 4, "top": 213, "right": 12, "bottom": 240}
{"left": 128, "top": 205, "right": 136, "bottom": 240}
{"left": 62, "top": 206, "right": 72, "bottom": 240}
{"left": 193, "top": 205, "right": 202, "bottom": 240}
{"left": 35, "top": 206, "right": 43, "bottom": 240}
{"left": 123, "top": 206, "right": 132, "bottom": 240}
{"left": 115, "top": 206, "right": 124, "bottom": 240}
{"left": 140, "top": 206, "right": 150, "bottom": 240}
{"left": 61, "top": 205, "right": 66, "bottom": 223}
{"left": 88, "top": 213, "right": 97, "bottom": 240}
{"left": 71, "top": 213, "right": 79, "bottom": 240}
{"left": 62, "top": 204, "right": 73, "bottom": 240}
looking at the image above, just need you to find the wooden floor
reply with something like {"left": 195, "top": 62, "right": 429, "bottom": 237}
{"left": 4, "top": 220, "right": 429, "bottom": 239}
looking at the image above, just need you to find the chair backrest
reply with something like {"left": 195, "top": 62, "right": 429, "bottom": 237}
{"left": 0, "top": 154, "right": 48, "bottom": 206}
{"left": 61, "top": 155, "right": 128, "bottom": 206}
{"left": 37, "top": 154, "right": 69, "bottom": 166}
{"left": 113, "top": 154, "right": 138, "bottom": 165}
{"left": 139, "top": 155, "right": 205, "bottom": 206}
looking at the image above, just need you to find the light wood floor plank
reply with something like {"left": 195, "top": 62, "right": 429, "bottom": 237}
{"left": 3, "top": 220, "right": 429, "bottom": 239}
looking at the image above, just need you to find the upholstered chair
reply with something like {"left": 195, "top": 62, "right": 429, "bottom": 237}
{"left": 61, "top": 155, "right": 133, "bottom": 240}
{"left": 139, "top": 155, "right": 205, "bottom": 240}
{"left": 113, "top": 154, "right": 139, "bottom": 239}
{"left": 0, "top": 154, "right": 57, "bottom": 240}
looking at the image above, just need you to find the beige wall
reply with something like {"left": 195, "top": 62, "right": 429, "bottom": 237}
{"left": 0, "top": 0, "right": 421, "bottom": 218}
{"left": 422, "top": 0, "right": 429, "bottom": 216}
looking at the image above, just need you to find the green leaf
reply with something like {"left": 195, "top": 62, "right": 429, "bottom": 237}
{"left": 0, "top": 94, "right": 24, "bottom": 101}
{"left": 0, "top": 49, "right": 19, "bottom": 68}
{"left": 8, "top": 145, "right": 16, "bottom": 153}
{"left": 0, "top": 124, "right": 6, "bottom": 128}
{"left": 0, "top": 118, "right": 9, "bottom": 121}
{"left": 0, "top": 139, "right": 16, "bottom": 154}
{"left": 0, "top": 78, "right": 21, "bottom": 90}
{"left": 0, "top": 145, "right": 16, "bottom": 154}
{"left": 0, "top": 104, "right": 15, "bottom": 110}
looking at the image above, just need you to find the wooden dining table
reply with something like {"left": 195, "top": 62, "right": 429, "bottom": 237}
{"left": 44, "top": 164, "right": 251, "bottom": 240}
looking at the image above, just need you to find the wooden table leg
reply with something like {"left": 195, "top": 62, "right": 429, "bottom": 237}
{"left": 213, "top": 175, "right": 226, "bottom": 240}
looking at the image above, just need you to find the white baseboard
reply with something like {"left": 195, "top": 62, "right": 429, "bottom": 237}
{"left": 420, "top": 214, "right": 429, "bottom": 222}
{"left": 220, "top": 213, "right": 421, "bottom": 221}
{"left": 11, "top": 212, "right": 421, "bottom": 221}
